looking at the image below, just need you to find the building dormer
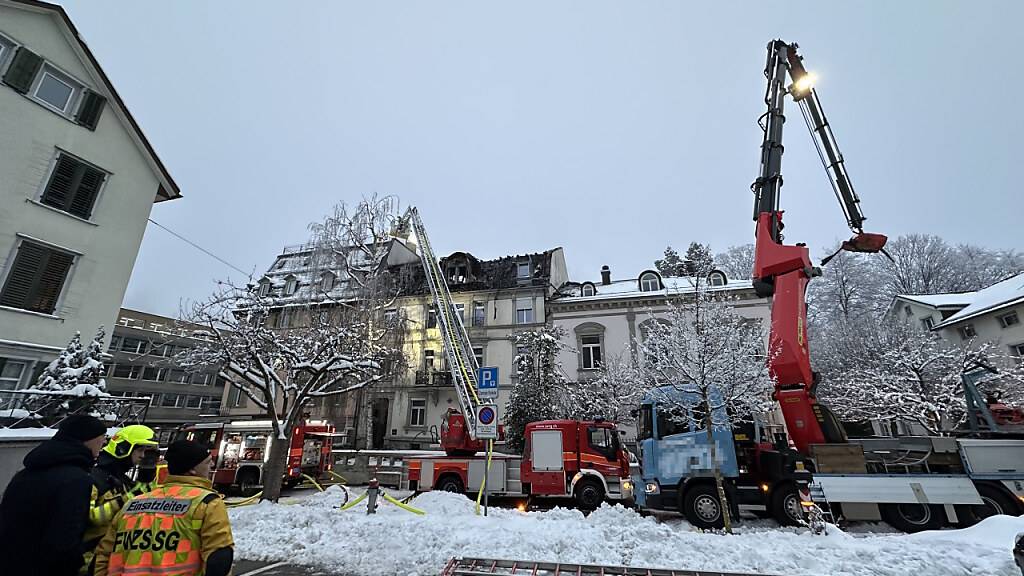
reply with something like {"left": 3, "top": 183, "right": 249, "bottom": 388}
{"left": 319, "top": 271, "right": 336, "bottom": 292}
{"left": 708, "top": 269, "right": 727, "bottom": 287}
{"left": 580, "top": 282, "right": 597, "bottom": 297}
{"left": 257, "top": 277, "right": 272, "bottom": 297}
{"left": 638, "top": 270, "right": 663, "bottom": 292}
{"left": 283, "top": 275, "right": 298, "bottom": 296}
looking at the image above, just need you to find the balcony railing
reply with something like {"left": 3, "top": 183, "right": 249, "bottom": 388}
{"left": 415, "top": 370, "right": 453, "bottom": 387}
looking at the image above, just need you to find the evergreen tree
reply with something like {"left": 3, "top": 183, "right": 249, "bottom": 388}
{"left": 655, "top": 246, "right": 688, "bottom": 277}
{"left": 684, "top": 242, "right": 715, "bottom": 276}
{"left": 504, "top": 326, "right": 570, "bottom": 452}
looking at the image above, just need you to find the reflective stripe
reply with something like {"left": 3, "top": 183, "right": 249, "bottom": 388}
{"left": 119, "top": 562, "right": 201, "bottom": 575}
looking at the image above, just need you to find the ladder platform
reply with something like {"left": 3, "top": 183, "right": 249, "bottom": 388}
{"left": 441, "top": 557, "right": 780, "bottom": 576}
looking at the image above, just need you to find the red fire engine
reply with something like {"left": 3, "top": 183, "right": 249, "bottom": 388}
{"left": 174, "top": 420, "right": 334, "bottom": 494}
{"left": 403, "top": 419, "right": 632, "bottom": 509}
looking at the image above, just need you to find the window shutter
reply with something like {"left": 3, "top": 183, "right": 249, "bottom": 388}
{"left": 69, "top": 165, "right": 105, "bottom": 219}
{"left": 2, "top": 47, "right": 43, "bottom": 93}
{"left": 74, "top": 90, "right": 106, "bottom": 130}
{"left": 0, "top": 243, "right": 47, "bottom": 309}
{"left": 31, "top": 249, "right": 74, "bottom": 314}
{"left": 41, "top": 155, "right": 79, "bottom": 212}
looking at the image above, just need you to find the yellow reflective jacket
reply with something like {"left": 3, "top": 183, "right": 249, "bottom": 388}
{"left": 93, "top": 475, "right": 233, "bottom": 576}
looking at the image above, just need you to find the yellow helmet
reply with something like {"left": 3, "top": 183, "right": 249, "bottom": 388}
{"left": 103, "top": 424, "right": 158, "bottom": 458}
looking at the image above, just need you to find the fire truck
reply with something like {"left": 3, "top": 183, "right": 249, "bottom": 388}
{"left": 393, "top": 209, "right": 633, "bottom": 508}
{"left": 402, "top": 419, "right": 632, "bottom": 509}
{"left": 174, "top": 420, "right": 335, "bottom": 494}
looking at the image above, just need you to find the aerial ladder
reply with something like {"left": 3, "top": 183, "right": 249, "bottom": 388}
{"left": 397, "top": 207, "right": 490, "bottom": 456}
{"left": 750, "top": 40, "right": 889, "bottom": 454}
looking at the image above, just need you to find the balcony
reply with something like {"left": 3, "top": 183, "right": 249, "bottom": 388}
{"left": 415, "top": 370, "right": 453, "bottom": 387}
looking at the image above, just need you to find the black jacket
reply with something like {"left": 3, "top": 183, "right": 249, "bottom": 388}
{"left": 0, "top": 438, "right": 96, "bottom": 576}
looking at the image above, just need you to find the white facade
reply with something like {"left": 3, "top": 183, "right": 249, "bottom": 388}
{"left": 892, "top": 273, "right": 1024, "bottom": 368}
{"left": 0, "top": 1, "right": 178, "bottom": 389}
{"left": 549, "top": 267, "right": 772, "bottom": 443}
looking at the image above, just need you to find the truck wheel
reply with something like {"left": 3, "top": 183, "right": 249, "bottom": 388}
{"left": 682, "top": 484, "right": 724, "bottom": 530}
{"left": 771, "top": 485, "right": 804, "bottom": 527}
{"left": 437, "top": 474, "right": 465, "bottom": 494}
{"left": 880, "top": 503, "right": 942, "bottom": 533}
{"left": 574, "top": 478, "right": 605, "bottom": 511}
{"left": 237, "top": 471, "right": 260, "bottom": 497}
{"left": 972, "top": 484, "right": 1020, "bottom": 519}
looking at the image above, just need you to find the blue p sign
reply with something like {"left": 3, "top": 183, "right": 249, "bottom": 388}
{"left": 477, "top": 367, "right": 498, "bottom": 397}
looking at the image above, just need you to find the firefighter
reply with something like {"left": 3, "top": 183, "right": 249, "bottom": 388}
{"left": 0, "top": 414, "right": 108, "bottom": 576}
{"left": 82, "top": 424, "right": 160, "bottom": 574}
{"left": 93, "top": 440, "right": 234, "bottom": 576}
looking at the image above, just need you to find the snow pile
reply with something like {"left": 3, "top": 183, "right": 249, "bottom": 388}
{"left": 230, "top": 491, "right": 1024, "bottom": 576}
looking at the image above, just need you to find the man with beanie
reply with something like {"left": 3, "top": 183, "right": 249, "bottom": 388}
{"left": 0, "top": 414, "right": 107, "bottom": 576}
{"left": 94, "top": 440, "right": 234, "bottom": 576}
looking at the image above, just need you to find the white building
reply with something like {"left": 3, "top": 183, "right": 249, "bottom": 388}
{"left": 890, "top": 272, "right": 1024, "bottom": 367}
{"left": 0, "top": 1, "right": 179, "bottom": 390}
{"left": 548, "top": 265, "right": 771, "bottom": 442}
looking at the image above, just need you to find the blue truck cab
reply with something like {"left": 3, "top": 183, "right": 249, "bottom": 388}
{"left": 633, "top": 385, "right": 740, "bottom": 528}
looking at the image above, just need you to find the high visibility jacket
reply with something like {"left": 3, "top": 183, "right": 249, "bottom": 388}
{"left": 93, "top": 476, "right": 233, "bottom": 576}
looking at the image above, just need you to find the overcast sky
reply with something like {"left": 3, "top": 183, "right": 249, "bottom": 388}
{"left": 60, "top": 0, "right": 1022, "bottom": 318}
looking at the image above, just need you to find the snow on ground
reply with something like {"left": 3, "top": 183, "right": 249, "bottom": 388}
{"left": 230, "top": 487, "right": 1024, "bottom": 576}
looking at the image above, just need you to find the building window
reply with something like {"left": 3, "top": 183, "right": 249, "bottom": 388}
{"left": 998, "top": 311, "right": 1020, "bottom": 329}
{"left": 0, "top": 358, "right": 27, "bottom": 389}
{"left": 320, "top": 271, "right": 335, "bottom": 292}
{"left": 384, "top": 309, "right": 398, "bottom": 327}
{"left": 448, "top": 264, "right": 467, "bottom": 283}
{"left": 427, "top": 307, "right": 437, "bottom": 329}
{"left": 111, "top": 364, "right": 142, "bottom": 379}
{"left": 409, "top": 398, "right": 426, "bottom": 427}
{"left": 120, "top": 338, "right": 148, "bottom": 355}
{"left": 108, "top": 335, "right": 122, "bottom": 351}
{"left": 581, "top": 335, "right": 603, "bottom": 370}
{"left": 32, "top": 65, "right": 83, "bottom": 115}
{"left": 195, "top": 373, "right": 212, "bottom": 386}
{"left": 904, "top": 305, "right": 914, "bottom": 318}
{"left": 472, "top": 302, "right": 486, "bottom": 327}
{"left": 39, "top": 153, "right": 107, "bottom": 220}
{"left": 257, "top": 280, "right": 271, "bottom": 297}
{"left": 202, "top": 396, "right": 222, "bottom": 412}
{"left": 514, "top": 345, "right": 529, "bottom": 376}
{"left": 149, "top": 393, "right": 162, "bottom": 407}
{"left": 229, "top": 385, "right": 247, "bottom": 408}
{"left": 708, "top": 271, "right": 727, "bottom": 287}
{"left": 958, "top": 324, "right": 977, "bottom": 340}
{"left": 0, "top": 34, "right": 14, "bottom": 69}
{"left": 517, "top": 261, "right": 530, "bottom": 279}
{"left": 581, "top": 283, "right": 596, "bottom": 297}
{"left": 424, "top": 350, "right": 436, "bottom": 372}
{"left": 277, "top": 309, "right": 293, "bottom": 329}
{"left": 0, "top": 240, "right": 75, "bottom": 315}
{"left": 473, "top": 346, "right": 485, "bottom": 367}
{"left": 920, "top": 316, "right": 935, "bottom": 330}
{"left": 142, "top": 367, "right": 167, "bottom": 382}
{"left": 640, "top": 272, "right": 661, "bottom": 292}
{"left": 284, "top": 276, "right": 298, "bottom": 296}
{"left": 186, "top": 395, "right": 202, "bottom": 409}
{"left": 1009, "top": 343, "right": 1024, "bottom": 358}
{"left": 168, "top": 369, "right": 190, "bottom": 385}
{"left": 453, "top": 303, "right": 465, "bottom": 324}
{"left": 160, "top": 393, "right": 180, "bottom": 408}
{"left": 516, "top": 298, "right": 534, "bottom": 324}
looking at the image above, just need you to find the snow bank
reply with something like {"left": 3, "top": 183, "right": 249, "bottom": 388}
{"left": 230, "top": 491, "right": 1022, "bottom": 576}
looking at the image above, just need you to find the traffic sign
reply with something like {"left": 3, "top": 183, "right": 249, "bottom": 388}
{"left": 476, "top": 403, "right": 499, "bottom": 440}
{"left": 477, "top": 366, "right": 499, "bottom": 399}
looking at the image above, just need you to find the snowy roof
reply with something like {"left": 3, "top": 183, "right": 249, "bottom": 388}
{"left": 554, "top": 270, "right": 753, "bottom": 303}
{"left": 934, "top": 272, "right": 1024, "bottom": 328}
{"left": 894, "top": 293, "right": 974, "bottom": 308}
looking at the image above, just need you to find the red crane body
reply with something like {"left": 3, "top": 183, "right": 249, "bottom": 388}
{"left": 751, "top": 41, "right": 888, "bottom": 454}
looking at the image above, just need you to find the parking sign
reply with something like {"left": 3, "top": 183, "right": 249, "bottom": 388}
{"left": 476, "top": 403, "right": 499, "bottom": 440}
{"left": 477, "top": 366, "right": 499, "bottom": 399}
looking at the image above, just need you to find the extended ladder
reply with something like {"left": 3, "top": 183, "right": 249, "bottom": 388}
{"left": 441, "top": 557, "right": 778, "bottom": 576}
{"left": 403, "top": 207, "right": 482, "bottom": 437}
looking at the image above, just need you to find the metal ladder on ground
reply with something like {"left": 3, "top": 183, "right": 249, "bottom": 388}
{"left": 402, "top": 207, "right": 483, "bottom": 436}
{"left": 440, "top": 557, "right": 779, "bottom": 576}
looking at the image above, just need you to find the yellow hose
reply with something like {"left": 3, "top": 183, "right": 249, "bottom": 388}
{"left": 339, "top": 491, "right": 368, "bottom": 511}
{"left": 382, "top": 492, "right": 425, "bottom": 515}
{"left": 327, "top": 470, "right": 347, "bottom": 484}
{"left": 225, "top": 491, "right": 263, "bottom": 507}
{"left": 301, "top": 473, "right": 325, "bottom": 492}
{"left": 474, "top": 439, "right": 494, "bottom": 516}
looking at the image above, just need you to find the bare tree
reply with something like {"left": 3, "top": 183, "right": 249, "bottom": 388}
{"left": 181, "top": 196, "right": 406, "bottom": 501}
{"left": 714, "top": 244, "right": 756, "bottom": 280}
{"left": 636, "top": 281, "right": 775, "bottom": 533}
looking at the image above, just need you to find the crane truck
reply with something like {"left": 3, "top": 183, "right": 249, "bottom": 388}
{"left": 394, "top": 208, "right": 633, "bottom": 508}
{"left": 633, "top": 40, "right": 1024, "bottom": 532}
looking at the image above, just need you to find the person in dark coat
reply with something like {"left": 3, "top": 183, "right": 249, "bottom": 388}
{"left": 0, "top": 414, "right": 107, "bottom": 576}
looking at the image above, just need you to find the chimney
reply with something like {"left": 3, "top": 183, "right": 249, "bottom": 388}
{"left": 600, "top": 265, "right": 611, "bottom": 285}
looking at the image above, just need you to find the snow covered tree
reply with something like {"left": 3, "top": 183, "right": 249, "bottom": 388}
{"left": 564, "top": 353, "right": 646, "bottom": 424}
{"left": 655, "top": 246, "right": 688, "bottom": 277}
{"left": 504, "top": 326, "right": 571, "bottom": 452}
{"left": 684, "top": 242, "right": 715, "bottom": 276}
{"left": 816, "top": 317, "right": 1024, "bottom": 434}
{"left": 30, "top": 328, "right": 109, "bottom": 424}
{"left": 636, "top": 282, "right": 774, "bottom": 533}
{"left": 713, "top": 244, "right": 755, "bottom": 280}
{"left": 182, "top": 196, "right": 405, "bottom": 501}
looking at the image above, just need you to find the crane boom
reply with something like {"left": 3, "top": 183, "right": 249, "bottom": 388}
{"left": 400, "top": 208, "right": 482, "bottom": 440}
{"left": 751, "top": 40, "right": 888, "bottom": 454}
